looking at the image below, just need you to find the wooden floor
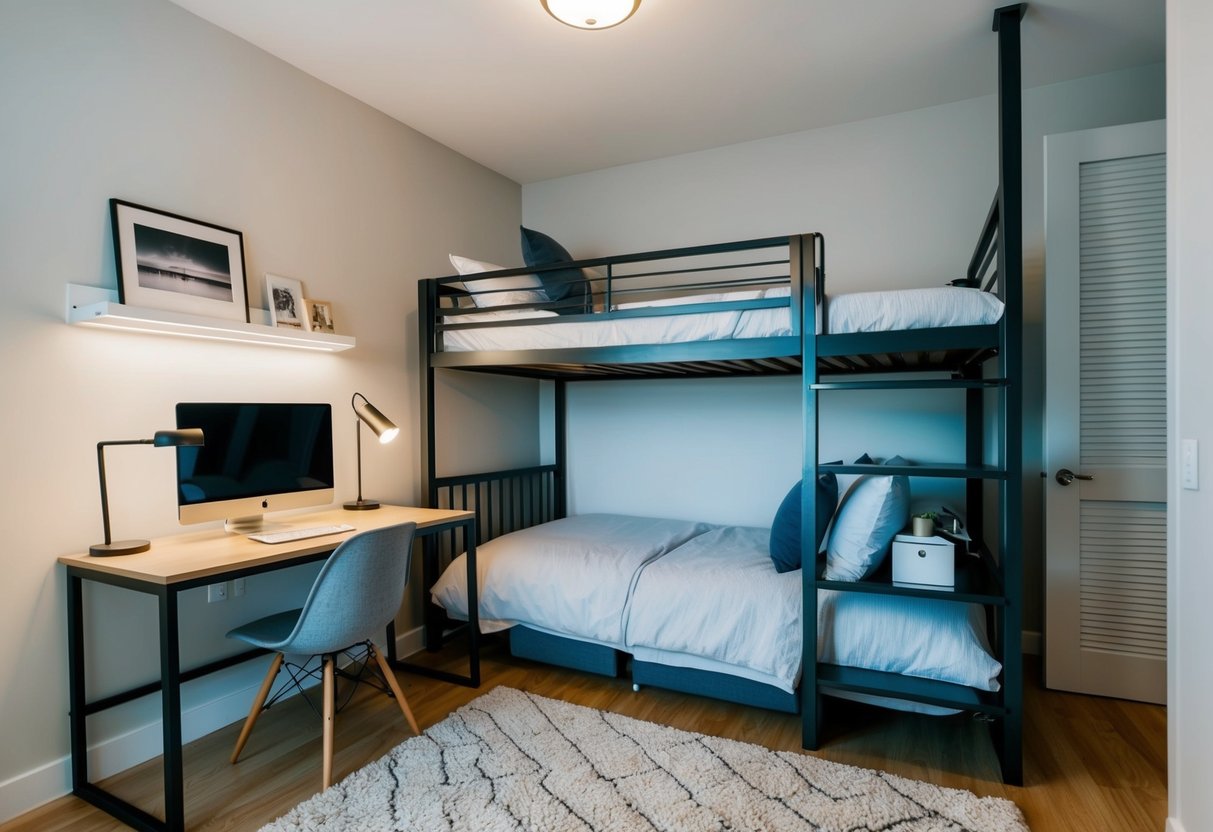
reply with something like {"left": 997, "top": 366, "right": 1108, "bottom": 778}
{"left": 2, "top": 638, "right": 1166, "bottom": 832}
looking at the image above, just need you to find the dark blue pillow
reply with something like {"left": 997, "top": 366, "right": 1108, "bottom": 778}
{"left": 769, "top": 466, "right": 839, "bottom": 574}
{"left": 520, "top": 226, "right": 591, "bottom": 314}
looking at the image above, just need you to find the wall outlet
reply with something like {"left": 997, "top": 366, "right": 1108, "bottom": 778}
{"left": 207, "top": 583, "right": 227, "bottom": 603}
{"left": 232, "top": 577, "right": 246, "bottom": 598}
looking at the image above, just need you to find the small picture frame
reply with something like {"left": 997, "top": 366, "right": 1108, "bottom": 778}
{"left": 265, "top": 273, "right": 308, "bottom": 330}
{"left": 304, "top": 298, "right": 336, "bottom": 334}
{"left": 110, "top": 199, "right": 249, "bottom": 322}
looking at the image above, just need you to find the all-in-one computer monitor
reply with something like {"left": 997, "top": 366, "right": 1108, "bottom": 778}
{"left": 175, "top": 402, "right": 334, "bottom": 533}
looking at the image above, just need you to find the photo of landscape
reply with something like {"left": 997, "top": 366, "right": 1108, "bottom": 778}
{"left": 133, "top": 223, "right": 233, "bottom": 301}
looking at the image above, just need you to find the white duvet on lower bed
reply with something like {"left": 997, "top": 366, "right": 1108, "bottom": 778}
{"left": 624, "top": 525, "right": 1001, "bottom": 696}
{"left": 433, "top": 518, "right": 1002, "bottom": 706}
{"left": 430, "top": 514, "right": 712, "bottom": 645}
{"left": 440, "top": 286, "right": 1004, "bottom": 352}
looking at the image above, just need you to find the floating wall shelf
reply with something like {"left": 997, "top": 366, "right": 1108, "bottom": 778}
{"left": 65, "top": 284, "right": 355, "bottom": 352}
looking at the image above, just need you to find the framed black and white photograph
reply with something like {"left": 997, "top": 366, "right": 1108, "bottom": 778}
{"left": 304, "top": 298, "right": 336, "bottom": 334}
{"left": 266, "top": 273, "right": 308, "bottom": 330}
{"left": 109, "top": 199, "right": 249, "bottom": 322}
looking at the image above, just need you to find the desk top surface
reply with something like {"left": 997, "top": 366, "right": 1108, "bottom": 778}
{"left": 58, "top": 505, "right": 473, "bottom": 586}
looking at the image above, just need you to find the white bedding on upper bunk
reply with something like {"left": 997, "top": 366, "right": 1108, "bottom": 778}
{"left": 429, "top": 514, "right": 712, "bottom": 645}
{"left": 440, "top": 286, "right": 1004, "bottom": 352}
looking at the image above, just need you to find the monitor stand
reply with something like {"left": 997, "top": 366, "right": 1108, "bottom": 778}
{"left": 224, "top": 515, "right": 288, "bottom": 535}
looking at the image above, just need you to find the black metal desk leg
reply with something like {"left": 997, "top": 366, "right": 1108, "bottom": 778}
{"left": 158, "top": 588, "right": 185, "bottom": 831}
{"left": 422, "top": 535, "right": 443, "bottom": 651}
{"left": 66, "top": 572, "right": 88, "bottom": 792}
{"left": 465, "top": 521, "right": 480, "bottom": 687}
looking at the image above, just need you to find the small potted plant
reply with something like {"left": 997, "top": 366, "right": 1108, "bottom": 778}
{"left": 912, "top": 511, "right": 937, "bottom": 537}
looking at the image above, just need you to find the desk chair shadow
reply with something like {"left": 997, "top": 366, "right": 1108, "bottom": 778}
{"left": 226, "top": 521, "right": 420, "bottom": 789}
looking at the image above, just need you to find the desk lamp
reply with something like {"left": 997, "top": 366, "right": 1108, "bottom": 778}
{"left": 344, "top": 393, "right": 399, "bottom": 511}
{"left": 91, "top": 428, "right": 205, "bottom": 557}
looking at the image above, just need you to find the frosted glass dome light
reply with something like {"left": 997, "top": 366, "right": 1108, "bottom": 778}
{"left": 541, "top": 0, "right": 641, "bottom": 30}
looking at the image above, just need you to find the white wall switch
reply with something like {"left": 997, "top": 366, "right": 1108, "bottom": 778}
{"left": 207, "top": 583, "right": 228, "bottom": 603}
{"left": 232, "top": 577, "right": 246, "bottom": 598}
{"left": 1182, "top": 439, "right": 1199, "bottom": 490}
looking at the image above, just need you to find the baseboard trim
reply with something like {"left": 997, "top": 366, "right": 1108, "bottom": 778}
{"left": 0, "top": 625, "right": 425, "bottom": 824}
{"left": 1166, "top": 817, "right": 1185, "bottom": 832}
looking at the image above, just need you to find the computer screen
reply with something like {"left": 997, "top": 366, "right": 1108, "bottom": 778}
{"left": 175, "top": 402, "right": 334, "bottom": 532}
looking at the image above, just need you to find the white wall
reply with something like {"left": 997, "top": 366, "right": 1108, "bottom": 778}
{"left": 1167, "top": 2, "right": 1213, "bottom": 830}
{"left": 523, "top": 63, "right": 1165, "bottom": 632}
{"left": 0, "top": 0, "right": 531, "bottom": 818}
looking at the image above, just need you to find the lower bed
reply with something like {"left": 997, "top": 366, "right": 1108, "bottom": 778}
{"left": 431, "top": 514, "right": 1001, "bottom": 715}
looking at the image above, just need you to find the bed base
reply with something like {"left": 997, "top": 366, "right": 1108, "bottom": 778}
{"left": 509, "top": 625, "right": 797, "bottom": 713}
{"left": 509, "top": 626, "right": 626, "bottom": 678}
{"left": 631, "top": 659, "right": 799, "bottom": 714}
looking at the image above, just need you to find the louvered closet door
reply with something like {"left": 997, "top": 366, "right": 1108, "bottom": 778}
{"left": 1044, "top": 120, "right": 1166, "bottom": 703}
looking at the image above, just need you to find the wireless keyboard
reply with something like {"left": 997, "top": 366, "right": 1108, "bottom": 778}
{"left": 248, "top": 524, "right": 356, "bottom": 544}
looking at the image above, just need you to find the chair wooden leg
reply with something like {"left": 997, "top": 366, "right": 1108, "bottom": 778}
{"left": 322, "top": 654, "right": 335, "bottom": 790}
{"left": 369, "top": 643, "right": 420, "bottom": 735}
{"left": 230, "top": 652, "right": 283, "bottom": 764}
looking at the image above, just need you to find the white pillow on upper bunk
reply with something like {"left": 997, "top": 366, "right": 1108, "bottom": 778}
{"left": 449, "top": 254, "right": 550, "bottom": 309}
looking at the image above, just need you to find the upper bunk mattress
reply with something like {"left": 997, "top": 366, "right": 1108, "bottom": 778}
{"left": 441, "top": 286, "right": 1004, "bottom": 353}
{"left": 430, "top": 513, "right": 712, "bottom": 645}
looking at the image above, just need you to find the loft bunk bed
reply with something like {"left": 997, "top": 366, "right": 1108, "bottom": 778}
{"left": 416, "top": 4, "right": 1025, "bottom": 785}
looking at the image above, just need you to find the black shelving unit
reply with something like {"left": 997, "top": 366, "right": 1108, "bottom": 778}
{"left": 799, "top": 4, "right": 1026, "bottom": 786}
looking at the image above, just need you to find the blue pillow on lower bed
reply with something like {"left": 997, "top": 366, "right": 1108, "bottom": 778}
{"left": 769, "top": 465, "right": 840, "bottom": 573}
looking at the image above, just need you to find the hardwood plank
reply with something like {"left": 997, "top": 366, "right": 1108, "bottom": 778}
{"left": 0, "top": 644, "right": 1165, "bottom": 832}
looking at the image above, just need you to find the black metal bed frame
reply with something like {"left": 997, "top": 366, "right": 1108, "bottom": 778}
{"left": 416, "top": 4, "right": 1025, "bottom": 786}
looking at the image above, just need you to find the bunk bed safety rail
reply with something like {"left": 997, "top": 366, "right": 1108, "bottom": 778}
{"left": 428, "top": 235, "right": 805, "bottom": 346}
{"left": 964, "top": 194, "right": 1003, "bottom": 300}
{"left": 430, "top": 464, "right": 560, "bottom": 560}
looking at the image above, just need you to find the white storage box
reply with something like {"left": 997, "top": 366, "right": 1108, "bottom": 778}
{"left": 892, "top": 533, "right": 956, "bottom": 589}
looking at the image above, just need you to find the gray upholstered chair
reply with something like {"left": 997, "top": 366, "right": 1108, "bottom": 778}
{"left": 226, "top": 521, "right": 420, "bottom": 789}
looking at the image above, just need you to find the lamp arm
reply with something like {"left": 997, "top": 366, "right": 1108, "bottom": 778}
{"left": 97, "top": 443, "right": 111, "bottom": 546}
{"left": 355, "top": 418, "right": 364, "bottom": 503}
{"left": 96, "top": 439, "right": 153, "bottom": 546}
{"left": 352, "top": 391, "right": 370, "bottom": 503}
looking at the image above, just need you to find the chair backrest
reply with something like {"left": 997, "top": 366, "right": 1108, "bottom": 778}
{"left": 277, "top": 521, "right": 417, "bottom": 656}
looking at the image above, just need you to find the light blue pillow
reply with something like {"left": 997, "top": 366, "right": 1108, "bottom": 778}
{"left": 823, "top": 455, "right": 910, "bottom": 581}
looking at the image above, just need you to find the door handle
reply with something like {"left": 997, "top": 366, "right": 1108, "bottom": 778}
{"left": 1055, "top": 468, "right": 1095, "bottom": 486}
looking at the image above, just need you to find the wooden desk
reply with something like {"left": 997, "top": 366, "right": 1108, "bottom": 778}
{"left": 58, "top": 505, "right": 476, "bottom": 832}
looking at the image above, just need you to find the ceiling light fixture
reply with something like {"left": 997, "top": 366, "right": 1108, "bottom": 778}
{"left": 541, "top": 0, "right": 641, "bottom": 30}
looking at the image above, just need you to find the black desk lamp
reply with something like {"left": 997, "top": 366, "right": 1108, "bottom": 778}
{"left": 344, "top": 393, "right": 399, "bottom": 511}
{"left": 91, "top": 428, "right": 205, "bottom": 557}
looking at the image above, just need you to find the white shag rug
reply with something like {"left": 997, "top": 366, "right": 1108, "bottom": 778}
{"left": 260, "top": 686, "right": 1028, "bottom": 832}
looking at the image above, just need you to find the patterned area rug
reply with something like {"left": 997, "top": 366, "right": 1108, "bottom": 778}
{"left": 260, "top": 686, "right": 1028, "bottom": 831}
